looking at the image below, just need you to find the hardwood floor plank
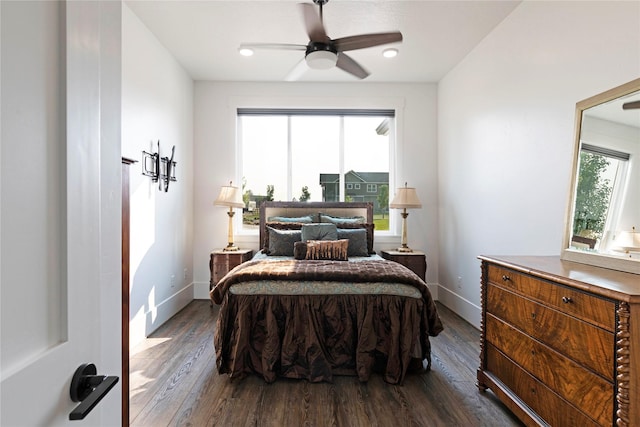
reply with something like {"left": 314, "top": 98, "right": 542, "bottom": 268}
{"left": 130, "top": 300, "right": 524, "bottom": 426}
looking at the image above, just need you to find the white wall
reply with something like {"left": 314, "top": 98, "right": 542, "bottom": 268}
{"left": 193, "top": 82, "right": 438, "bottom": 298}
{"left": 437, "top": 1, "right": 640, "bottom": 327}
{"left": 122, "top": 4, "right": 194, "bottom": 347}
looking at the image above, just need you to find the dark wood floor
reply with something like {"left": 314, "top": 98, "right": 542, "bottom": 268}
{"left": 130, "top": 300, "right": 524, "bottom": 426}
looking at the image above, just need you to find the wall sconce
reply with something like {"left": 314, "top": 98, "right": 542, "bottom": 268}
{"left": 390, "top": 182, "right": 422, "bottom": 252}
{"left": 214, "top": 181, "right": 245, "bottom": 251}
{"left": 142, "top": 141, "right": 176, "bottom": 192}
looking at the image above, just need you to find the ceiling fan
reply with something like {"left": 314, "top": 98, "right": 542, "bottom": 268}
{"left": 239, "top": 0, "right": 403, "bottom": 80}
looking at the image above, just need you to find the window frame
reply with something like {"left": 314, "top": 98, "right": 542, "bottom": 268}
{"left": 231, "top": 96, "right": 405, "bottom": 243}
{"left": 575, "top": 142, "right": 632, "bottom": 252}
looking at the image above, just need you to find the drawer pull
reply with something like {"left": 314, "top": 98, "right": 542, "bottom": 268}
{"left": 531, "top": 312, "right": 537, "bottom": 319}
{"left": 501, "top": 275, "right": 511, "bottom": 282}
{"left": 562, "top": 296, "right": 573, "bottom": 304}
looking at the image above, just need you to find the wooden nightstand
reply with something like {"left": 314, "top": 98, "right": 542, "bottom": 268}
{"left": 209, "top": 249, "right": 253, "bottom": 292}
{"left": 380, "top": 250, "right": 426, "bottom": 281}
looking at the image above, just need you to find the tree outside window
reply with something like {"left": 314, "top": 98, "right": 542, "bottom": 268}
{"left": 573, "top": 151, "right": 614, "bottom": 241}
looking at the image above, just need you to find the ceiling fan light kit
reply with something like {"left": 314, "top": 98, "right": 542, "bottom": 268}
{"left": 239, "top": 0, "right": 402, "bottom": 80}
{"left": 305, "top": 45, "right": 338, "bottom": 69}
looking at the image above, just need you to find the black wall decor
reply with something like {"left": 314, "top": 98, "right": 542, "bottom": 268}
{"left": 142, "top": 141, "right": 176, "bottom": 192}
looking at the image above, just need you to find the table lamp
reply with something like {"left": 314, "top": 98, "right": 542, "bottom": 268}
{"left": 390, "top": 182, "right": 422, "bottom": 252}
{"left": 214, "top": 181, "right": 245, "bottom": 251}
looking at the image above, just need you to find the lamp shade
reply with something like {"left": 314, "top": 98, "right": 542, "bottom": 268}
{"left": 614, "top": 227, "right": 640, "bottom": 252}
{"left": 214, "top": 183, "right": 244, "bottom": 208}
{"left": 390, "top": 184, "right": 422, "bottom": 209}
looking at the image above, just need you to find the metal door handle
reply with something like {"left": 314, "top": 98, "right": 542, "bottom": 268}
{"left": 69, "top": 363, "right": 119, "bottom": 421}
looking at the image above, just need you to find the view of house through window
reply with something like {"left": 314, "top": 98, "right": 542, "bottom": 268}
{"left": 572, "top": 143, "right": 630, "bottom": 250}
{"left": 238, "top": 109, "right": 393, "bottom": 231}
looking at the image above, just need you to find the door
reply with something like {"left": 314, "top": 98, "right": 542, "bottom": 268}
{"left": 1, "top": 1, "right": 122, "bottom": 425}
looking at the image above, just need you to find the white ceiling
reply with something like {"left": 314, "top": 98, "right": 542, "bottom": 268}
{"left": 125, "top": 0, "right": 522, "bottom": 83}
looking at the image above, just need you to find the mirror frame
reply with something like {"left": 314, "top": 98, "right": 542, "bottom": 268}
{"left": 561, "top": 77, "right": 640, "bottom": 275}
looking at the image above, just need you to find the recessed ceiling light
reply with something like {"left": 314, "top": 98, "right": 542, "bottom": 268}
{"left": 238, "top": 47, "right": 254, "bottom": 57}
{"left": 382, "top": 48, "right": 398, "bottom": 58}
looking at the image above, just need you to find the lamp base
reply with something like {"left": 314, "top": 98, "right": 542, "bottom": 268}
{"left": 396, "top": 245, "right": 413, "bottom": 253}
{"left": 223, "top": 244, "right": 239, "bottom": 252}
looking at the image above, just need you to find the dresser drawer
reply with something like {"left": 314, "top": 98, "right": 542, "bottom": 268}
{"left": 485, "top": 344, "right": 601, "bottom": 427}
{"left": 487, "top": 264, "right": 615, "bottom": 332}
{"left": 486, "top": 314, "right": 613, "bottom": 425}
{"left": 487, "top": 284, "right": 614, "bottom": 379}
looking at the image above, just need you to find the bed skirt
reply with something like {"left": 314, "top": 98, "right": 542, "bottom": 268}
{"left": 215, "top": 292, "right": 433, "bottom": 384}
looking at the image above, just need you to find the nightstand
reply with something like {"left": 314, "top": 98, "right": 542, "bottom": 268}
{"left": 209, "top": 249, "right": 253, "bottom": 292}
{"left": 380, "top": 249, "right": 426, "bottom": 281}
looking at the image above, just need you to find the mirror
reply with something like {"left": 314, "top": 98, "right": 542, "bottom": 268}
{"left": 562, "top": 78, "right": 640, "bottom": 275}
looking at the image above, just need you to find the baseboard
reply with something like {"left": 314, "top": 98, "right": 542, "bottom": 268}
{"left": 435, "top": 285, "right": 481, "bottom": 330}
{"left": 130, "top": 283, "right": 194, "bottom": 349}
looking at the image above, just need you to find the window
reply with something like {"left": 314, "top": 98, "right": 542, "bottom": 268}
{"left": 238, "top": 109, "right": 394, "bottom": 231}
{"left": 572, "top": 143, "right": 630, "bottom": 251}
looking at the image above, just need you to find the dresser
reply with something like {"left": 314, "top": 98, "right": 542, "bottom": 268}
{"left": 380, "top": 250, "right": 427, "bottom": 281}
{"left": 209, "top": 249, "right": 253, "bottom": 292}
{"left": 478, "top": 256, "right": 640, "bottom": 426}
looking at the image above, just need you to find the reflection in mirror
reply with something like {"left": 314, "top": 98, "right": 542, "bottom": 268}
{"left": 563, "top": 78, "right": 640, "bottom": 274}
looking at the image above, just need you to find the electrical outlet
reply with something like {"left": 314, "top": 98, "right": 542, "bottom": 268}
{"left": 170, "top": 274, "right": 176, "bottom": 288}
{"left": 183, "top": 268, "right": 188, "bottom": 279}
{"left": 457, "top": 276, "right": 463, "bottom": 289}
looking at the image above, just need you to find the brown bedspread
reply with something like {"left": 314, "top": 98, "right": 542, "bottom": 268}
{"left": 211, "top": 259, "right": 443, "bottom": 384}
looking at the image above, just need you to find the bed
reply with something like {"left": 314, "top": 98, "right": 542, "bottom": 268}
{"left": 210, "top": 201, "right": 443, "bottom": 384}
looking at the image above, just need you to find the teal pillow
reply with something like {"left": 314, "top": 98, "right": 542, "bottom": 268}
{"left": 337, "top": 228, "right": 369, "bottom": 257}
{"left": 266, "top": 227, "right": 301, "bottom": 256}
{"left": 301, "top": 223, "right": 338, "bottom": 242}
{"left": 319, "top": 214, "right": 365, "bottom": 224}
{"left": 267, "top": 215, "right": 316, "bottom": 223}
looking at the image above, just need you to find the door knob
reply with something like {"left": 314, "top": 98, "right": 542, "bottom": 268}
{"left": 69, "top": 363, "right": 119, "bottom": 421}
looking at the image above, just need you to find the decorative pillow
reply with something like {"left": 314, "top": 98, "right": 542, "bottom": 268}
{"left": 293, "top": 241, "right": 307, "bottom": 260}
{"left": 267, "top": 214, "right": 316, "bottom": 223}
{"left": 336, "top": 223, "right": 375, "bottom": 254}
{"left": 263, "top": 222, "right": 305, "bottom": 252}
{"left": 301, "top": 223, "right": 338, "bottom": 242}
{"left": 337, "top": 228, "right": 369, "bottom": 257}
{"left": 266, "top": 227, "right": 302, "bottom": 256}
{"left": 319, "top": 214, "right": 366, "bottom": 224}
{"left": 305, "top": 239, "right": 349, "bottom": 261}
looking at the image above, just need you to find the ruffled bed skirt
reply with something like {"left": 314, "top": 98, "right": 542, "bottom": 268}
{"left": 214, "top": 293, "right": 434, "bottom": 384}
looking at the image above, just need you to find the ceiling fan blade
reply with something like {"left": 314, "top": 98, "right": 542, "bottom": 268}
{"left": 240, "top": 43, "right": 306, "bottom": 51}
{"left": 622, "top": 100, "right": 640, "bottom": 110}
{"left": 336, "top": 53, "right": 369, "bottom": 79}
{"left": 333, "top": 32, "right": 403, "bottom": 52}
{"left": 300, "top": 3, "right": 329, "bottom": 43}
{"left": 284, "top": 58, "right": 309, "bottom": 81}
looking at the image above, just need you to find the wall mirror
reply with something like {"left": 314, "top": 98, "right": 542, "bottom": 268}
{"left": 562, "top": 78, "right": 640, "bottom": 274}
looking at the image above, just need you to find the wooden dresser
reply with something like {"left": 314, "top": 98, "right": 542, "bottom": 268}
{"left": 477, "top": 256, "right": 640, "bottom": 426}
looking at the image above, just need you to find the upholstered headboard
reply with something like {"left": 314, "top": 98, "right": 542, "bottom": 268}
{"left": 259, "top": 201, "right": 373, "bottom": 250}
